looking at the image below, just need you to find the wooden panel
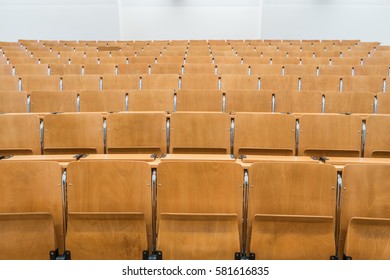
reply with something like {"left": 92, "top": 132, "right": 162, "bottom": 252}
{"left": 221, "top": 75, "right": 259, "bottom": 90}
{"left": 0, "top": 114, "right": 41, "bottom": 155}
{"left": 298, "top": 114, "right": 362, "bottom": 157}
{"left": 30, "top": 91, "right": 77, "bottom": 113}
{"left": 43, "top": 113, "right": 104, "bottom": 154}
{"left": 169, "top": 112, "right": 231, "bottom": 154}
{"left": 248, "top": 162, "right": 337, "bottom": 254}
{"left": 342, "top": 76, "right": 385, "bottom": 92}
{"left": 183, "top": 64, "right": 215, "bottom": 75}
{"left": 185, "top": 56, "right": 213, "bottom": 64}
{"left": 0, "top": 64, "right": 13, "bottom": 75}
{"left": 49, "top": 64, "right": 82, "bottom": 75}
{"left": 376, "top": 93, "right": 390, "bottom": 114}
{"left": 250, "top": 215, "right": 335, "bottom": 260}
{"left": 324, "top": 91, "right": 375, "bottom": 114}
{"left": 284, "top": 65, "right": 317, "bottom": 76}
{"left": 141, "top": 74, "right": 179, "bottom": 90}
{"left": 226, "top": 90, "right": 272, "bottom": 113}
{"left": 249, "top": 64, "right": 282, "bottom": 76}
{"left": 67, "top": 161, "right": 151, "bottom": 254}
{"left": 0, "top": 161, "right": 63, "bottom": 252}
{"left": 341, "top": 165, "right": 390, "bottom": 257}
{"left": 66, "top": 213, "right": 147, "bottom": 260}
{"left": 157, "top": 213, "right": 239, "bottom": 260}
{"left": 216, "top": 64, "right": 249, "bottom": 75}
{"left": 79, "top": 90, "right": 126, "bottom": 112}
{"left": 21, "top": 75, "right": 60, "bottom": 92}
{"left": 344, "top": 218, "right": 390, "bottom": 260}
{"left": 175, "top": 90, "right": 223, "bottom": 112}
{"left": 127, "top": 90, "right": 174, "bottom": 112}
{"left": 157, "top": 56, "right": 185, "bottom": 64}
{"left": 181, "top": 74, "right": 219, "bottom": 90}
{"left": 62, "top": 75, "right": 101, "bottom": 91}
{"left": 275, "top": 91, "right": 323, "bottom": 113}
{"left": 365, "top": 115, "right": 390, "bottom": 158}
{"left": 0, "top": 213, "right": 56, "bottom": 260}
{"left": 117, "top": 64, "right": 150, "bottom": 75}
{"left": 83, "top": 64, "right": 116, "bottom": 75}
{"left": 150, "top": 63, "right": 183, "bottom": 75}
{"left": 0, "top": 76, "right": 19, "bottom": 91}
{"left": 0, "top": 91, "right": 27, "bottom": 113}
{"left": 318, "top": 65, "right": 353, "bottom": 76}
{"left": 300, "top": 76, "right": 341, "bottom": 91}
{"left": 259, "top": 75, "right": 299, "bottom": 91}
{"left": 14, "top": 64, "right": 49, "bottom": 75}
{"left": 102, "top": 75, "right": 140, "bottom": 90}
{"left": 354, "top": 65, "right": 389, "bottom": 76}
{"left": 234, "top": 113, "right": 296, "bottom": 157}
{"left": 106, "top": 112, "right": 167, "bottom": 155}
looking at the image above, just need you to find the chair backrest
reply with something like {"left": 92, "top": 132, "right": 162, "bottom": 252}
{"left": 169, "top": 112, "right": 231, "bottom": 154}
{"left": 141, "top": 74, "right": 179, "bottom": 90}
{"left": 323, "top": 91, "right": 375, "bottom": 114}
{"left": 225, "top": 90, "right": 273, "bottom": 113}
{"left": 274, "top": 90, "right": 323, "bottom": 113}
{"left": 0, "top": 91, "right": 28, "bottom": 113}
{"left": 234, "top": 113, "right": 296, "bottom": 157}
{"left": 62, "top": 74, "right": 101, "bottom": 91}
{"left": 175, "top": 90, "right": 223, "bottom": 112}
{"left": 221, "top": 75, "right": 259, "bottom": 90}
{"left": 364, "top": 115, "right": 390, "bottom": 158}
{"left": 29, "top": 91, "right": 77, "bottom": 113}
{"left": 79, "top": 90, "right": 126, "bottom": 112}
{"left": 0, "top": 114, "right": 41, "bottom": 155}
{"left": 102, "top": 75, "right": 140, "bottom": 90}
{"left": 298, "top": 114, "right": 362, "bottom": 157}
{"left": 21, "top": 75, "right": 60, "bottom": 92}
{"left": 180, "top": 74, "right": 219, "bottom": 90}
{"left": 43, "top": 113, "right": 104, "bottom": 154}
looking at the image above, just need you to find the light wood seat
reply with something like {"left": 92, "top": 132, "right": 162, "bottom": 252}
{"left": 300, "top": 75, "right": 341, "bottom": 91}
{"left": 234, "top": 113, "right": 296, "bottom": 157}
{"left": 117, "top": 63, "right": 150, "bottom": 75}
{"left": 127, "top": 90, "right": 174, "bottom": 112}
{"left": 364, "top": 115, "right": 390, "bottom": 158}
{"left": 62, "top": 74, "right": 101, "bottom": 91}
{"left": 0, "top": 213, "right": 56, "bottom": 260}
{"left": 375, "top": 93, "right": 390, "bottom": 114}
{"left": 324, "top": 91, "right": 375, "bottom": 114}
{"left": 259, "top": 75, "right": 299, "bottom": 91}
{"left": 353, "top": 65, "right": 389, "bottom": 76}
{"left": 156, "top": 161, "right": 243, "bottom": 260}
{"left": 102, "top": 75, "right": 140, "bottom": 90}
{"left": 182, "top": 64, "right": 215, "bottom": 75}
{"left": 0, "top": 76, "right": 20, "bottom": 91}
{"left": 180, "top": 74, "right": 219, "bottom": 90}
{"left": 216, "top": 64, "right": 249, "bottom": 75}
{"left": 318, "top": 65, "right": 353, "bottom": 76}
{"left": 175, "top": 89, "right": 223, "bottom": 111}
{"left": 169, "top": 112, "right": 231, "bottom": 154}
{"left": 150, "top": 63, "right": 182, "bottom": 75}
{"left": 274, "top": 90, "right": 323, "bottom": 113}
{"left": 83, "top": 64, "right": 116, "bottom": 75}
{"left": 0, "top": 91, "right": 28, "bottom": 113}
{"left": 225, "top": 90, "right": 272, "bottom": 113}
{"left": 341, "top": 164, "right": 390, "bottom": 258}
{"left": 250, "top": 214, "right": 335, "bottom": 260}
{"left": 21, "top": 75, "right": 60, "bottom": 92}
{"left": 157, "top": 213, "right": 240, "bottom": 260}
{"left": 14, "top": 64, "right": 49, "bottom": 75}
{"left": 284, "top": 65, "right": 317, "bottom": 76}
{"left": 221, "top": 75, "right": 259, "bottom": 90}
{"left": 248, "top": 162, "right": 337, "bottom": 259}
{"left": 66, "top": 161, "right": 151, "bottom": 259}
{"left": 249, "top": 64, "right": 283, "bottom": 76}
{"left": 141, "top": 74, "right": 179, "bottom": 90}
{"left": 43, "top": 113, "right": 104, "bottom": 154}
{"left": 184, "top": 56, "right": 213, "bottom": 64}
{"left": 29, "top": 91, "right": 77, "bottom": 113}
{"left": 49, "top": 64, "right": 82, "bottom": 75}
{"left": 79, "top": 90, "right": 126, "bottom": 112}
{"left": 0, "top": 114, "right": 41, "bottom": 155}
{"left": 157, "top": 56, "right": 185, "bottom": 64}
{"left": 0, "top": 161, "right": 63, "bottom": 256}
{"left": 342, "top": 75, "right": 386, "bottom": 93}
{"left": 298, "top": 114, "right": 362, "bottom": 157}
{"left": 0, "top": 64, "right": 13, "bottom": 75}
{"left": 106, "top": 112, "right": 167, "bottom": 156}
{"left": 344, "top": 217, "right": 390, "bottom": 260}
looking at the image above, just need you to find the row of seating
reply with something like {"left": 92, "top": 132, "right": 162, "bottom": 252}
{"left": 1, "top": 64, "right": 390, "bottom": 76}
{"left": 0, "top": 159, "right": 388, "bottom": 260}
{"left": 1, "top": 112, "right": 389, "bottom": 158}
{"left": 0, "top": 74, "right": 389, "bottom": 92}
{"left": 2, "top": 90, "right": 390, "bottom": 114}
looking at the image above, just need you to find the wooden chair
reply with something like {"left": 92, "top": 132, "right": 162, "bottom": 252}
{"left": 259, "top": 75, "right": 299, "bottom": 91}
{"left": 106, "top": 112, "right": 167, "bottom": 156}
{"left": 353, "top": 65, "right": 389, "bottom": 76}
{"left": 225, "top": 90, "right": 272, "bottom": 113}
{"left": 185, "top": 56, "right": 213, "bottom": 64}
{"left": 284, "top": 65, "right": 317, "bottom": 76}
{"left": 150, "top": 63, "right": 183, "bottom": 75}
{"left": 157, "top": 56, "right": 185, "bottom": 64}
{"left": 156, "top": 161, "right": 243, "bottom": 259}
{"left": 102, "top": 75, "right": 140, "bottom": 90}
{"left": 323, "top": 91, "right": 375, "bottom": 114}
{"left": 344, "top": 218, "right": 390, "bottom": 260}
{"left": 216, "top": 64, "right": 249, "bottom": 75}
{"left": 376, "top": 93, "right": 390, "bottom": 114}
{"left": 21, "top": 75, "right": 60, "bottom": 92}
{"left": 341, "top": 165, "right": 390, "bottom": 258}
{"left": 182, "top": 64, "right": 216, "bottom": 75}
{"left": 14, "top": 64, "right": 49, "bottom": 75}
{"left": 0, "top": 76, "right": 20, "bottom": 91}
{"left": 117, "top": 63, "right": 150, "bottom": 75}
{"left": 180, "top": 74, "right": 219, "bottom": 90}
{"left": 127, "top": 90, "right": 174, "bottom": 112}
{"left": 274, "top": 90, "right": 323, "bottom": 113}
{"left": 141, "top": 74, "right": 179, "bottom": 90}
{"left": 300, "top": 75, "right": 341, "bottom": 91}
{"left": 0, "top": 91, "right": 28, "bottom": 113}
{"left": 169, "top": 112, "right": 231, "bottom": 154}
{"left": 234, "top": 113, "right": 296, "bottom": 157}
{"left": 0, "top": 161, "right": 63, "bottom": 258}
{"left": 49, "top": 64, "right": 82, "bottom": 75}
{"left": 318, "top": 65, "right": 353, "bottom": 76}
{"left": 248, "top": 162, "right": 337, "bottom": 259}
{"left": 29, "top": 91, "right": 77, "bottom": 113}
{"left": 0, "top": 114, "right": 41, "bottom": 155}
{"left": 175, "top": 90, "right": 223, "bottom": 112}
{"left": 79, "top": 90, "right": 126, "bottom": 112}
{"left": 62, "top": 75, "right": 101, "bottom": 91}
{"left": 298, "top": 114, "right": 362, "bottom": 157}
{"left": 249, "top": 64, "right": 283, "bottom": 76}
{"left": 221, "top": 75, "right": 260, "bottom": 90}
{"left": 43, "top": 113, "right": 104, "bottom": 154}
{"left": 83, "top": 64, "right": 116, "bottom": 75}
{"left": 342, "top": 76, "right": 385, "bottom": 93}
{"left": 66, "top": 161, "right": 151, "bottom": 259}
{"left": 0, "top": 64, "right": 13, "bottom": 75}
{"left": 364, "top": 115, "right": 390, "bottom": 158}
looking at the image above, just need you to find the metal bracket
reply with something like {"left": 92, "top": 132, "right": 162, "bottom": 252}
{"left": 156, "top": 251, "right": 163, "bottom": 260}
{"left": 73, "top": 154, "right": 88, "bottom": 160}
{"left": 150, "top": 154, "right": 158, "bottom": 159}
{"left": 239, "top": 154, "right": 247, "bottom": 160}
{"left": 343, "top": 254, "right": 352, "bottom": 260}
{"left": 0, "top": 155, "right": 13, "bottom": 160}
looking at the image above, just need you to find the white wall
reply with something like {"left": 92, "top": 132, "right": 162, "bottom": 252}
{"left": 0, "top": 0, "right": 119, "bottom": 41}
{"left": 121, "top": 0, "right": 261, "bottom": 40}
{"left": 262, "top": 0, "right": 390, "bottom": 44}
